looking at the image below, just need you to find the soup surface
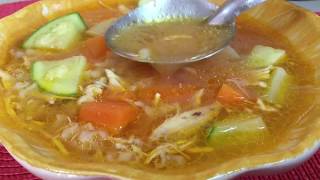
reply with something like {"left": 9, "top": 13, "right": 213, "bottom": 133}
{"left": 109, "top": 20, "right": 233, "bottom": 63}
{"left": 0, "top": 2, "right": 315, "bottom": 170}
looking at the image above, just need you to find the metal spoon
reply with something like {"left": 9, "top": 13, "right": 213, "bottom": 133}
{"left": 208, "top": 0, "right": 266, "bottom": 25}
{"left": 106, "top": 0, "right": 265, "bottom": 65}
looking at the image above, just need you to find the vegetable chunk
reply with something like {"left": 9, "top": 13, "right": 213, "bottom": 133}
{"left": 207, "top": 113, "right": 267, "bottom": 147}
{"left": 264, "top": 67, "right": 291, "bottom": 105}
{"left": 217, "top": 84, "right": 247, "bottom": 105}
{"left": 79, "top": 101, "right": 139, "bottom": 135}
{"left": 150, "top": 103, "right": 221, "bottom": 141}
{"left": 32, "top": 56, "right": 87, "bottom": 96}
{"left": 246, "top": 45, "right": 287, "bottom": 68}
{"left": 23, "top": 13, "right": 87, "bottom": 50}
{"left": 81, "top": 36, "right": 109, "bottom": 62}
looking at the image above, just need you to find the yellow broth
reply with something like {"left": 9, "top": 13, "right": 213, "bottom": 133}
{"left": 1, "top": 5, "right": 315, "bottom": 170}
{"left": 109, "top": 20, "right": 233, "bottom": 62}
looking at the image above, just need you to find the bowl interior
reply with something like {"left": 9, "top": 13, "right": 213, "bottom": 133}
{"left": 0, "top": 0, "right": 319, "bottom": 179}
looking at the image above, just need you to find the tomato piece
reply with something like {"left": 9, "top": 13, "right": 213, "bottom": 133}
{"left": 81, "top": 36, "right": 109, "bottom": 63}
{"left": 79, "top": 101, "right": 139, "bottom": 135}
{"left": 217, "top": 84, "right": 247, "bottom": 105}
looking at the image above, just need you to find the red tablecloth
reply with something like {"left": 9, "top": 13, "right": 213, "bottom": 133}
{"left": 0, "top": 1, "right": 319, "bottom": 179}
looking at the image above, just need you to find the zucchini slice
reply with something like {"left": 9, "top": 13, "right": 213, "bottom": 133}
{"left": 246, "top": 45, "right": 287, "bottom": 68}
{"left": 32, "top": 56, "right": 87, "bottom": 96}
{"left": 23, "top": 13, "right": 87, "bottom": 50}
{"left": 264, "top": 67, "right": 291, "bottom": 105}
{"left": 207, "top": 113, "right": 267, "bottom": 147}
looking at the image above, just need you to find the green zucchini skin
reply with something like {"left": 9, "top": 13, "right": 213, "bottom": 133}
{"left": 207, "top": 113, "right": 268, "bottom": 147}
{"left": 31, "top": 56, "right": 87, "bottom": 96}
{"left": 23, "top": 13, "right": 87, "bottom": 50}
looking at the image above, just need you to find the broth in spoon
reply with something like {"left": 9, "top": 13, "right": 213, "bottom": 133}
{"left": 109, "top": 19, "right": 233, "bottom": 63}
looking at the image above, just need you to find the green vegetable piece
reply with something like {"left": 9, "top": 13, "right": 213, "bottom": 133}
{"left": 264, "top": 67, "right": 291, "bottom": 105}
{"left": 32, "top": 56, "right": 87, "bottom": 96}
{"left": 23, "top": 13, "right": 87, "bottom": 50}
{"left": 247, "top": 45, "right": 287, "bottom": 68}
{"left": 207, "top": 113, "right": 267, "bottom": 147}
{"left": 150, "top": 103, "right": 222, "bottom": 141}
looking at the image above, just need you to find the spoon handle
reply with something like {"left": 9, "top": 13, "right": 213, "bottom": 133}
{"left": 208, "top": 0, "right": 266, "bottom": 25}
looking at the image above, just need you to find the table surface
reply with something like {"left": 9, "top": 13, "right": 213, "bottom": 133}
{"left": 0, "top": 0, "right": 319, "bottom": 180}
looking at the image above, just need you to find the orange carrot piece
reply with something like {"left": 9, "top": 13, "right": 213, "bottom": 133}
{"left": 81, "top": 36, "right": 109, "bottom": 63}
{"left": 79, "top": 101, "right": 139, "bottom": 135}
{"left": 217, "top": 84, "right": 247, "bottom": 105}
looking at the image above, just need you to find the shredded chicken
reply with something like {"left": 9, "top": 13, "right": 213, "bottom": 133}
{"left": 191, "top": 88, "right": 204, "bottom": 107}
{"left": 60, "top": 122, "right": 108, "bottom": 152}
{"left": 144, "top": 140, "right": 194, "bottom": 168}
{"left": 134, "top": 100, "right": 180, "bottom": 119}
{"left": 150, "top": 104, "right": 221, "bottom": 141}
{"left": 78, "top": 77, "right": 107, "bottom": 104}
{"left": 58, "top": 119, "right": 194, "bottom": 167}
{"left": 18, "top": 83, "right": 37, "bottom": 97}
{"left": 105, "top": 69, "right": 127, "bottom": 92}
{"left": 14, "top": 82, "right": 31, "bottom": 90}
{"left": 246, "top": 66, "right": 273, "bottom": 87}
{"left": 61, "top": 123, "right": 79, "bottom": 140}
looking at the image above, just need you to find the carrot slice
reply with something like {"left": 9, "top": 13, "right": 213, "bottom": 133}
{"left": 79, "top": 101, "right": 139, "bottom": 135}
{"left": 81, "top": 36, "right": 109, "bottom": 63}
{"left": 217, "top": 84, "right": 247, "bottom": 105}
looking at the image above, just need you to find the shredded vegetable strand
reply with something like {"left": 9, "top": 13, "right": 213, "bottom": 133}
{"left": 186, "top": 147, "right": 214, "bottom": 153}
{"left": 52, "top": 136, "right": 69, "bottom": 155}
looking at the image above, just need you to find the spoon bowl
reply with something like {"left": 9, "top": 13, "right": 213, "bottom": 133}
{"left": 106, "top": 0, "right": 236, "bottom": 64}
